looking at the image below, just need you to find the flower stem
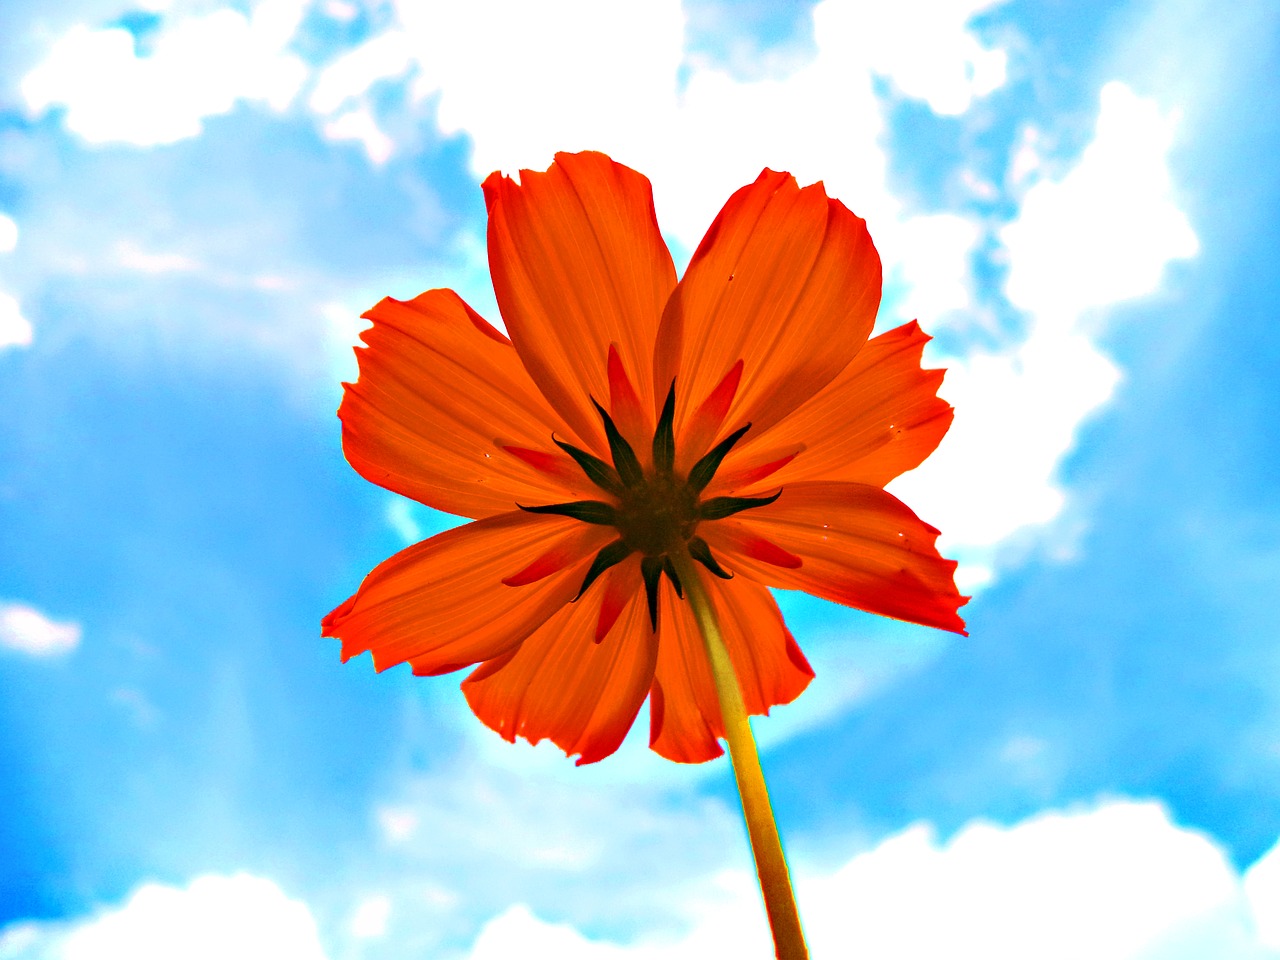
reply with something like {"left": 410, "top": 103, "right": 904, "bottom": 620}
{"left": 670, "top": 550, "right": 809, "bottom": 960}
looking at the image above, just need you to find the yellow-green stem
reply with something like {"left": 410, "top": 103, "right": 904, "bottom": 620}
{"left": 670, "top": 550, "right": 809, "bottom": 960}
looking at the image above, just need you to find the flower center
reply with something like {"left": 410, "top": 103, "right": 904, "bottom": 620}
{"left": 615, "top": 473, "right": 700, "bottom": 557}
{"left": 518, "top": 382, "right": 780, "bottom": 628}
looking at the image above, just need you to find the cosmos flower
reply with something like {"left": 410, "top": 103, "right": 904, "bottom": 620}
{"left": 323, "top": 151, "right": 966, "bottom": 766}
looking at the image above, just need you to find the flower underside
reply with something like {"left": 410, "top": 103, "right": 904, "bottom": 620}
{"left": 519, "top": 381, "right": 779, "bottom": 629}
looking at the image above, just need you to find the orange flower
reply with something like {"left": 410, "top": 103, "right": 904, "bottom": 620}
{"left": 323, "top": 151, "right": 966, "bottom": 766}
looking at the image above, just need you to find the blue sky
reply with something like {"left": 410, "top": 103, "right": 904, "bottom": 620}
{"left": 1, "top": 0, "right": 1279, "bottom": 957}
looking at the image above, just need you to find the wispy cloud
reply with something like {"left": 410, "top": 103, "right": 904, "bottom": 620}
{"left": 0, "top": 214, "right": 28, "bottom": 350}
{"left": 0, "top": 602, "right": 81, "bottom": 657}
{"left": 365, "top": 743, "right": 744, "bottom": 931}
{"left": 348, "top": 893, "right": 392, "bottom": 940}
{"left": 111, "top": 239, "right": 204, "bottom": 275}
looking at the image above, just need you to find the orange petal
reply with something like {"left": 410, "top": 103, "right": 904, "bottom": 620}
{"left": 607, "top": 343, "right": 649, "bottom": 460}
{"left": 680, "top": 359, "right": 743, "bottom": 474}
{"left": 341, "top": 290, "right": 596, "bottom": 519}
{"left": 649, "top": 576, "right": 814, "bottom": 764}
{"left": 595, "top": 556, "right": 644, "bottom": 642}
{"left": 654, "top": 169, "right": 881, "bottom": 459}
{"left": 711, "top": 446, "right": 801, "bottom": 492}
{"left": 322, "top": 512, "right": 606, "bottom": 675}
{"left": 715, "top": 321, "right": 953, "bottom": 493}
{"left": 462, "top": 574, "right": 658, "bottom": 765}
{"left": 484, "top": 152, "right": 677, "bottom": 452}
{"left": 701, "top": 482, "right": 968, "bottom": 634}
{"left": 648, "top": 580, "right": 721, "bottom": 763}
{"left": 706, "top": 525, "right": 803, "bottom": 569}
{"left": 503, "top": 523, "right": 619, "bottom": 586}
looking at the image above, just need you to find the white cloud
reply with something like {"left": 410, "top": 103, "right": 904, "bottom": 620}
{"left": 322, "top": 301, "right": 371, "bottom": 394}
{"left": 832, "top": 0, "right": 1008, "bottom": 115}
{"left": 1002, "top": 81, "right": 1199, "bottom": 323}
{"left": 375, "top": 0, "right": 1004, "bottom": 258}
{"left": 0, "top": 293, "right": 34, "bottom": 350}
{"left": 1245, "top": 838, "right": 1280, "bottom": 950}
{"left": 0, "top": 923, "right": 42, "bottom": 957}
{"left": 354, "top": 0, "right": 1203, "bottom": 597}
{"left": 888, "top": 212, "right": 984, "bottom": 325}
{"left": 351, "top": 0, "right": 1043, "bottom": 595}
{"left": 469, "top": 905, "right": 625, "bottom": 960}
{"left": 0, "top": 213, "right": 17, "bottom": 253}
{"left": 6, "top": 805, "right": 1275, "bottom": 960}
{"left": 0, "top": 603, "right": 81, "bottom": 656}
{"left": 322, "top": 108, "right": 395, "bottom": 165}
{"left": 0, "top": 211, "right": 26, "bottom": 349}
{"left": 348, "top": 894, "right": 392, "bottom": 939}
{"left": 466, "top": 898, "right": 765, "bottom": 960}
{"left": 460, "top": 801, "right": 1280, "bottom": 960}
{"left": 0, "top": 874, "right": 328, "bottom": 960}
{"left": 15, "top": 1, "right": 1198, "bottom": 594}
{"left": 892, "top": 81, "right": 1198, "bottom": 586}
{"left": 322, "top": 0, "right": 360, "bottom": 24}
{"left": 309, "top": 31, "right": 416, "bottom": 115}
{"left": 801, "top": 802, "right": 1249, "bottom": 959}
{"left": 21, "top": 1, "right": 308, "bottom": 146}
{"left": 308, "top": 30, "right": 415, "bottom": 163}
{"left": 891, "top": 326, "right": 1122, "bottom": 578}
{"left": 399, "top": 0, "right": 686, "bottom": 185}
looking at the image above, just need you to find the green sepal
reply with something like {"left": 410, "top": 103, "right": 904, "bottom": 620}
{"left": 641, "top": 555, "right": 664, "bottom": 629}
{"left": 592, "top": 398, "right": 643, "bottom": 488}
{"left": 554, "top": 437, "right": 625, "bottom": 495}
{"left": 698, "top": 489, "right": 781, "bottom": 520}
{"left": 652, "top": 380, "right": 676, "bottom": 476}
{"left": 518, "top": 499, "right": 619, "bottom": 525}
{"left": 686, "top": 423, "right": 751, "bottom": 494}
{"left": 575, "top": 539, "right": 633, "bottom": 600}
{"left": 688, "top": 536, "right": 733, "bottom": 579}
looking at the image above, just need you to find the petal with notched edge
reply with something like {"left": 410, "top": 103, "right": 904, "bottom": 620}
{"left": 463, "top": 582, "right": 657, "bottom": 765}
{"left": 649, "top": 576, "right": 814, "bottom": 764}
{"left": 712, "top": 321, "right": 952, "bottom": 494}
{"left": 341, "top": 290, "right": 597, "bottom": 519}
{"left": 484, "top": 151, "right": 677, "bottom": 452}
{"left": 653, "top": 169, "right": 880, "bottom": 465}
{"left": 322, "top": 512, "right": 612, "bottom": 675}
{"left": 702, "top": 482, "right": 968, "bottom": 635}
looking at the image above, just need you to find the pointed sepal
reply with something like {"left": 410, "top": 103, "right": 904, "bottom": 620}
{"left": 554, "top": 437, "right": 625, "bottom": 496}
{"left": 574, "top": 539, "right": 633, "bottom": 600}
{"left": 518, "top": 500, "right": 619, "bottom": 525}
{"left": 686, "top": 423, "right": 751, "bottom": 494}
{"left": 592, "top": 398, "right": 644, "bottom": 488}
{"left": 662, "top": 555, "right": 684, "bottom": 597}
{"left": 652, "top": 380, "right": 676, "bottom": 477}
{"left": 641, "top": 555, "right": 664, "bottom": 629}
{"left": 688, "top": 536, "right": 733, "bottom": 579}
{"left": 698, "top": 489, "right": 781, "bottom": 520}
